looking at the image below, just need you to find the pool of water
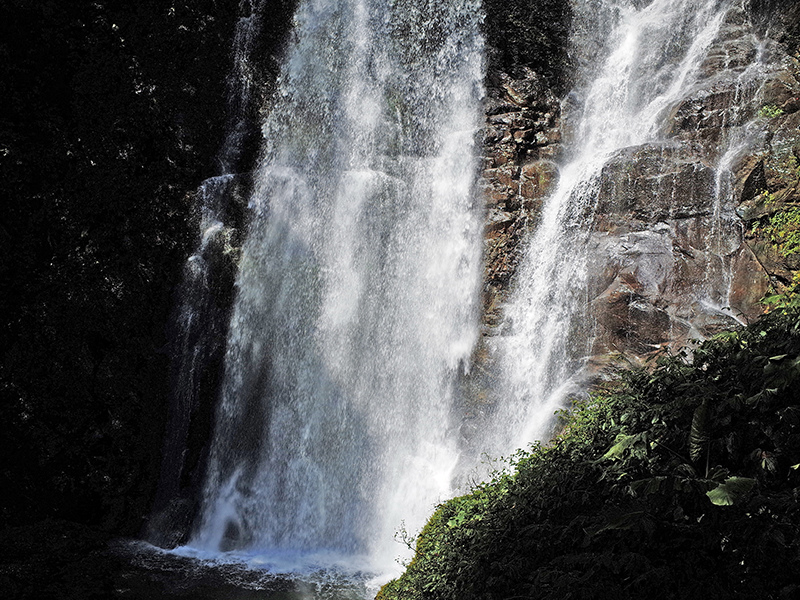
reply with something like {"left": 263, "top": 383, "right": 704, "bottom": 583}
{"left": 112, "top": 541, "right": 385, "bottom": 600}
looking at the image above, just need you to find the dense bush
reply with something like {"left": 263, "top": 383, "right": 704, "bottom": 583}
{"left": 754, "top": 204, "right": 800, "bottom": 308}
{"left": 380, "top": 309, "right": 800, "bottom": 600}
{"left": 0, "top": 0, "right": 240, "bottom": 533}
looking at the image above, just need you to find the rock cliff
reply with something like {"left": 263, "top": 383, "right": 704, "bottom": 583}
{"left": 479, "top": 1, "right": 800, "bottom": 376}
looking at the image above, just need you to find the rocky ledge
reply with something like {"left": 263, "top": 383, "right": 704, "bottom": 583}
{"left": 481, "top": 67, "right": 563, "bottom": 330}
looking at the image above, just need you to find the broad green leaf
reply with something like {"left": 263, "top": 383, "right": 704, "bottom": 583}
{"left": 706, "top": 476, "right": 755, "bottom": 506}
{"left": 601, "top": 433, "right": 634, "bottom": 460}
{"left": 601, "top": 433, "right": 646, "bottom": 461}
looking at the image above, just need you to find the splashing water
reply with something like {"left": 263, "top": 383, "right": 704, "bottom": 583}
{"left": 187, "top": 0, "right": 485, "bottom": 575}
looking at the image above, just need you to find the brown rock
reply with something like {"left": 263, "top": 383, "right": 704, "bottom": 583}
{"left": 592, "top": 280, "right": 673, "bottom": 355}
{"left": 513, "top": 129, "right": 535, "bottom": 143}
{"left": 483, "top": 166, "right": 518, "bottom": 187}
{"left": 519, "top": 160, "right": 559, "bottom": 200}
{"left": 597, "top": 143, "right": 715, "bottom": 222}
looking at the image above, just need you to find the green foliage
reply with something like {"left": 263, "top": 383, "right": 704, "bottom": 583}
{"left": 754, "top": 206, "right": 800, "bottom": 308}
{"left": 758, "top": 206, "right": 800, "bottom": 257}
{"left": 762, "top": 270, "right": 800, "bottom": 309}
{"left": 706, "top": 476, "right": 756, "bottom": 506}
{"left": 689, "top": 399, "right": 709, "bottom": 464}
{"left": 756, "top": 189, "right": 779, "bottom": 206}
{"left": 758, "top": 104, "right": 785, "bottom": 118}
{"left": 380, "top": 309, "right": 800, "bottom": 600}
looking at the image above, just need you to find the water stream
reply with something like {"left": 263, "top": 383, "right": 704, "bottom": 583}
{"left": 147, "top": 1, "right": 270, "bottom": 545}
{"left": 152, "top": 0, "right": 769, "bottom": 592}
{"left": 184, "top": 0, "right": 485, "bottom": 577}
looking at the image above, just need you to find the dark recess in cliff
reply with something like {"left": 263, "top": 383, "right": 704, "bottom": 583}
{"left": 0, "top": 0, "right": 230, "bottom": 536}
{"left": 482, "top": 0, "right": 572, "bottom": 94}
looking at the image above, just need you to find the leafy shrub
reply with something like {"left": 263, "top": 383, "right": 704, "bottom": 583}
{"left": 759, "top": 206, "right": 800, "bottom": 257}
{"left": 754, "top": 206, "right": 800, "bottom": 308}
{"left": 758, "top": 104, "right": 785, "bottom": 118}
{"left": 379, "top": 309, "right": 800, "bottom": 600}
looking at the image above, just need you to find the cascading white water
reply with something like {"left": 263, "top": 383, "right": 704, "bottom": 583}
{"left": 188, "top": 0, "right": 484, "bottom": 573}
{"left": 149, "top": 2, "right": 270, "bottom": 544}
{"left": 703, "top": 41, "right": 768, "bottom": 323}
{"left": 488, "top": 0, "right": 763, "bottom": 454}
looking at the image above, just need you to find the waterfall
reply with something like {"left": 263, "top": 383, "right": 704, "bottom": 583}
{"left": 187, "top": 0, "right": 484, "bottom": 573}
{"left": 148, "top": 1, "right": 270, "bottom": 545}
{"left": 487, "top": 0, "right": 765, "bottom": 454}
{"left": 154, "top": 0, "right": 775, "bottom": 586}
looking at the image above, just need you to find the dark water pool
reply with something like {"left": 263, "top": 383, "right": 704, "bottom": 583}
{"left": 0, "top": 522, "right": 386, "bottom": 600}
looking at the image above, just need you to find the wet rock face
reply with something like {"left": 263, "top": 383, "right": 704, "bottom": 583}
{"left": 481, "top": 67, "right": 563, "bottom": 329}
{"left": 587, "top": 218, "right": 769, "bottom": 358}
{"left": 479, "top": 3, "right": 800, "bottom": 366}
{"left": 589, "top": 141, "right": 768, "bottom": 356}
{"left": 667, "top": 81, "right": 754, "bottom": 146}
{"left": 597, "top": 144, "right": 716, "bottom": 222}
{"left": 586, "top": 5, "right": 800, "bottom": 361}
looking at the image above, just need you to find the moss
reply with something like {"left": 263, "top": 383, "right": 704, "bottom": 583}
{"left": 758, "top": 104, "right": 785, "bottom": 119}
